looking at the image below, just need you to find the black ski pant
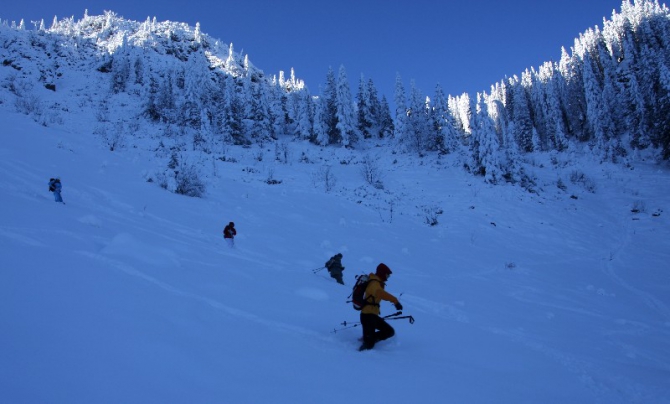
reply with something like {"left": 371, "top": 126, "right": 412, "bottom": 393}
{"left": 360, "top": 313, "right": 395, "bottom": 349}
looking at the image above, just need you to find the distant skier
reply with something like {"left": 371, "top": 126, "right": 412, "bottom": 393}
{"left": 359, "top": 263, "right": 402, "bottom": 351}
{"left": 223, "top": 221, "right": 236, "bottom": 247}
{"left": 325, "top": 253, "right": 345, "bottom": 285}
{"left": 48, "top": 177, "right": 64, "bottom": 203}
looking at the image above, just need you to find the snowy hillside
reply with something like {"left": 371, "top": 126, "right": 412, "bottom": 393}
{"left": 3, "top": 1, "right": 670, "bottom": 186}
{"left": 2, "top": 106, "right": 670, "bottom": 403}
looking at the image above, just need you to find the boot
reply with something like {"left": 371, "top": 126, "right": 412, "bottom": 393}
{"left": 358, "top": 338, "right": 375, "bottom": 351}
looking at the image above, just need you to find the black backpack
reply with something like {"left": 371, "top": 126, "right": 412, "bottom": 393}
{"left": 348, "top": 274, "right": 379, "bottom": 311}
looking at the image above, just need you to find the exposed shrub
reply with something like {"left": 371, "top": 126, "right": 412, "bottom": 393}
{"left": 421, "top": 205, "right": 443, "bottom": 226}
{"left": 174, "top": 161, "right": 206, "bottom": 197}
{"left": 156, "top": 156, "right": 206, "bottom": 197}
{"left": 557, "top": 178, "right": 567, "bottom": 191}
{"left": 312, "top": 165, "right": 337, "bottom": 192}
{"left": 570, "top": 170, "right": 596, "bottom": 193}
{"left": 360, "top": 154, "right": 385, "bottom": 189}
{"left": 631, "top": 200, "right": 646, "bottom": 213}
{"left": 265, "top": 168, "right": 282, "bottom": 185}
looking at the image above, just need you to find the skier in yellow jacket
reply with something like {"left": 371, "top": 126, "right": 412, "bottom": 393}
{"left": 359, "top": 263, "right": 403, "bottom": 351}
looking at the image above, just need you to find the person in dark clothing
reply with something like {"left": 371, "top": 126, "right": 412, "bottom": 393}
{"left": 359, "top": 263, "right": 402, "bottom": 351}
{"left": 223, "top": 221, "right": 236, "bottom": 247}
{"left": 325, "top": 253, "right": 345, "bottom": 285}
{"left": 48, "top": 178, "right": 64, "bottom": 203}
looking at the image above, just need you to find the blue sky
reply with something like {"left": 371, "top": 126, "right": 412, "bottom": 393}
{"left": 2, "top": 0, "right": 624, "bottom": 100}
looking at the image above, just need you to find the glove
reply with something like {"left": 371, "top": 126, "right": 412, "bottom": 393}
{"left": 394, "top": 302, "right": 403, "bottom": 311}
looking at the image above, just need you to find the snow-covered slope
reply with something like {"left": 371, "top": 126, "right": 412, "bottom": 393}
{"left": 1, "top": 108, "right": 669, "bottom": 403}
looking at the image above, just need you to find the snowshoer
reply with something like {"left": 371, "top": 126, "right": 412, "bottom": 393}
{"left": 325, "top": 253, "right": 345, "bottom": 285}
{"left": 359, "top": 263, "right": 403, "bottom": 351}
{"left": 48, "top": 177, "right": 63, "bottom": 203}
{"left": 223, "top": 221, "right": 236, "bottom": 247}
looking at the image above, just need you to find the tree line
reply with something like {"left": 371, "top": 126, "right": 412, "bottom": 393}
{"left": 1, "top": 1, "right": 669, "bottom": 187}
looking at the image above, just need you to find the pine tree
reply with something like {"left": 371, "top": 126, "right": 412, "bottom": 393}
{"left": 430, "top": 84, "right": 460, "bottom": 153}
{"left": 536, "top": 62, "right": 569, "bottom": 151}
{"left": 250, "top": 82, "right": 273, "bottom": 142}
{"left": 394, "top": 73, "right": 408, "bottom": 142}
{"left": 651, "top": 60, "right": 670, "bottom": 158}
{"left": 477, "top": 93, "right": 502, "bottom": 184}
{"left": 468, "top": 95, "right": 484, "bottom": 176}
{"left": 180, "top": 53, "right": 211, "bottom": 130}
{"left": 285, "top": 89, "right": 301, "bottom": 137}
{"left": 133, "top": 55, "right": 145, "bottom": 87}
{"left": 615, "top": 25, "right": 648, "bottom": 150}
{"left": 268, "top": 78, "right": 288, "bottom": 139}
{"left": 295, "top": 89, "right": 313, "bottom": 141}
{"left": 222, "top": 75, "right": 246, "bottom": 144}
{"left": 312, "top": 94, "right": 329, "bottom": 145}
{"left": 336, "top": 65, "right": 357, "bottom": 147}
{"left": 581, "top": 47, "right": 611, "bottom": 157}
{"left": 156, "top": 71, "right": 177, "bottom": 124}
{"left": 558, "top": 46, "right": 588, "bottom": 142}
{"left": 366, "top": 78, "right": 383, "bottom": 137}
{"left": 356, "top": 74, "right": 373, "bottom": 139}
{"left": 509, "top": 74, "right": 535, "bottom": 152}
{"left": 322, "top": 67, "right": 339, "bottom": 144}
{"left": 406, "top": 80, "right": 429, "bottom": 153}
{"left": 429, "top": 84, "right": 447, "bottom": 153}
{"left": 379, "top": 95, "right": 395, "bottom": 139}
{"left": 449, "top": 93, "right": 474, "bottom": 137}
{"left": 110, "top": 34, "right": 130, "bottom": 94}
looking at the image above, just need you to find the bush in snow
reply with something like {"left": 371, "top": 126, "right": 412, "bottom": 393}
{"left": 15, "top": 94, "right": 43, "bottom": 117}
{"left": 420, "top": 204, "right": 443, "bottom": 226}
{"left": 299, "top": 152, "right": 312, "bottom": 163}
{"left": 557, "top": 178, "right": 568, "bottom": 192}
{"left": 569, "top": 170, "right": 596, "bottom": 193}
{"left": 312, "top": 165, "right": 337, "bottom": 192}
{"left": 359, "top": 154, "right": 385, "bottom": 189}
{"left": 631, "top": 200, "right": 646, "bottom": 213}
{"left": 155, "top": 155, "right": 206, "bottom": 197}
{"left": 174, "top": 162, "right": 206, "bottom": 197}
{"left": 265, "top": 168, "right": 282, "bottom": 185}
{"left": 94, "top": 122, "right": 125, "bottom": 151}
{"left": 275, "top": 142, "right": 290, "bottom": 164}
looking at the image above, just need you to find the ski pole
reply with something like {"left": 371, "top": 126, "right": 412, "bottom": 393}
{"left": 331, "top": 320, "right": 361, "bottom": 333}
{"left": 385, "top": 315, "right": 415, "bottom": 324}
{"left": 312, "top": 266, "right": 326, "bottom": 273}
{"left": 333, "top": 311, "right": 405, "bottom": 333}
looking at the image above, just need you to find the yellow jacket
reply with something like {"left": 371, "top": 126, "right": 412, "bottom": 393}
{"left": 361, "top": 273, "right": 399, "bottom": 315}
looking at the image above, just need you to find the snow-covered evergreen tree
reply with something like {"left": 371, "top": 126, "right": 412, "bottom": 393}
{"left": 2, "top": 2, "right": 670, "bottom": 197}
{"left": 322, "top": 67, "right": 339, "bottom": 145}
{"left": 366, "top": 78, "right": 383, "bottom": 137}
{"left": 249, "top": 82, "right": 273, "bottom": 142}
{"left": 379, "top": 95, "right": 395, "bottom": 139}
{"left": 268, "top": 78, "right": 289, "bottom": 139}
{"left": 312, "top": 95, "right": 329, "bottom": 146}
{"left": 393, "top": 73, "right": 408, "bottom": 143}
{"left": 110, "top": 35, "right": 131, "bottom": 94}
{"left": 449, "top": 93, "right": 473, "bottom": 137}
{"left": 292, "top": 89, "right": 313, "bottom": 141}
{"left": 507, "top": 76, "right": 535, "bottom": 153}
{"left": 405, "top": 80, "right": 430, "bottom": 153}
{"left": 430, "top": 84, "right": 455, "bottom": 153}
{"left": 335, "top": 65, "right": 357, "bottom": 147}
{"left": 557, "top": 46, "right": 588, "bottom": 142}
{"left": 476, "top": 93, "right": 503, "bottom": 184}
{"left": 222, "top": 75, "right": 247, "bottom": 144}
{"left": 537, "top": 62, "right": 569, "bottom": 151}
{"left": 356, "top": 74, "right": 373, "bottom": 139}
